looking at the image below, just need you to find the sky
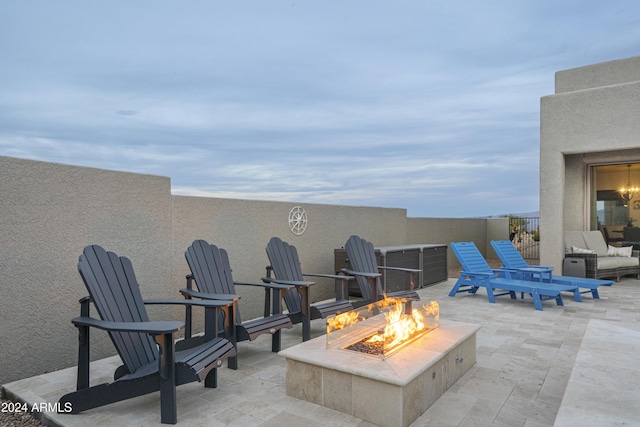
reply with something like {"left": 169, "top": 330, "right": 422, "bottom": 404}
{"left": 1, "top": 1, "right": 639, "bottom": 218}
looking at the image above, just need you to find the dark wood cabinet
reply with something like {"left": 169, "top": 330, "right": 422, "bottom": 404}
{"left": 334, "top": 244, "right": 448, "bottom": 296}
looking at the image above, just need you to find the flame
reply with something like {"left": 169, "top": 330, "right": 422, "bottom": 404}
{"left": 366, "top": 299, "right": 428, "bottom": 349}
{"left": 327, "top": 297, "right": 406, "bottom": 331}
{"left": 327, "top": 309, "right": 362, "bottom": 331}
{"left": 328, "top": 297, "right": 440, "bottom": 357}
{"left": 329, "top": 297, "right": 439, "bottom": 353}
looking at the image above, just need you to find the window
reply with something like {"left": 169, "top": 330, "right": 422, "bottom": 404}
{"left": 591, "top": 164, "right": 640, "bottom": 229}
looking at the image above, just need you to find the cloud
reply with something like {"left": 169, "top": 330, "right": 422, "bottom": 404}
{"left": 0, "top": 1, "right": 638, "bottom": 217}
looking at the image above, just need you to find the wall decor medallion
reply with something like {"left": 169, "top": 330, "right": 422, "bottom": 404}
{"left": 288, "top": 206, "right": 307, "bottom": 235}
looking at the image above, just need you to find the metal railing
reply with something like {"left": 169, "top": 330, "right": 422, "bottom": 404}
{"left": 509, "top": 216, "right": 540, "bottom": 261}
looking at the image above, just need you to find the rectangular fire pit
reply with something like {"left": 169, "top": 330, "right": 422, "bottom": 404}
{"left": 279, "top": 300, "right": 479, "bottom": 427}
{"left": 327, "top": 298, "right": 440, "bottom": 359}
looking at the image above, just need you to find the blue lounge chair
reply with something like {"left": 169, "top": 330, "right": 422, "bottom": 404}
{"left": 490, "top": 240, "right": 613, "bottom": 300}
{"left": 449, "top": 241, "right": 576, "bottom": 310}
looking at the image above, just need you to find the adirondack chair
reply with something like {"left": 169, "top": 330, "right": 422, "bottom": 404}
{"left": 264, "top": 236, "right": 354, "bottom": 341}
{"left": 343, "top": 235, "right": 420, "bottom": 308}
{"left": 58, "top": 245, "right": 237, "bottom": 424}
{"left": 183, "top": 239, "right": 294, "bottom": 366}
{"left": 449, "top": 241, "right": 576, "bottom": 311}
{"left": 490, "top": 240, "right": 613, "bottom": 300}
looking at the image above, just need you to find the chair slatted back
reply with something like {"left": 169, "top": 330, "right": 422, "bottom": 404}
{"left": 185, "top": 239, "right": 241, "bottom": 322}
{"left": 450, "top": 242, "right": 494, "bottom": 273}
{"left": 490, "top": 240, "right": 529, "bottom": 269}
{"left": 78, "top": 245, "right": 158, "bottom": 375}
{"left": 344, "top": 235, "right": 380, "bottom": 301}
{"left": 265, "top": 237, "right": 303, "bottom": 314}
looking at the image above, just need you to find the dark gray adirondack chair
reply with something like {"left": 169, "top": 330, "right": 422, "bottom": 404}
{"left": 264, "top": 236, "right": 354, "bottom": 341}
{"left": 183, "top": 239, "right": 294, "bottom": 367}
{"left": 58, "top": 245, "right": 237, "bottom": 425}
{"left": 344, "top": 235, "right": 420, "bottom": 307}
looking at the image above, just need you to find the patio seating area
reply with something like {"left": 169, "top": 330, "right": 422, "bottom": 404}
{"left": 3, "top": 276, "right": 640, "bottom": 426}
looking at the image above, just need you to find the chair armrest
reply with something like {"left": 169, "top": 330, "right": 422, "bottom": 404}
{"left": 378, "top": 266, "right": 421, "bottom": 274}
{"left": 145, "top": 298, "right": 235, "bottom": 308}
{"left": 459, "top": 270, "right": 493, "bottom": 279}
{"left": 341, "top": 268, "right": 381, "bottom": 278}
{"left": 235, "top": 280, "right": 294, "bottom": 290}
{"left": 303, "top": 273, "right": 355, "bottom": 281}
{"left": 520, "top": 266, "right": 554, "bottom": 273}
{"left": 261, "top": 277, "right": 314, "bottom": 287}
{"left": 178, "top": 288, "right": 241, "bottom": 301}
{"left": 71, "top": 316, "right": 183, "bottom": 335}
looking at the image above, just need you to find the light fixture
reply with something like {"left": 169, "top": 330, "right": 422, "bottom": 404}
{"left": 619, "top": 164, "right": 639, "bottom": 205}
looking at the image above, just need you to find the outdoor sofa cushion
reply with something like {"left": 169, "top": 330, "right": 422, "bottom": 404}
{"left": 597, "top": 256, "right": 638, "bottom": 270}
{"left": 564, "top": 231, "right": 587, "bottom": 253}
{"left": 582, "top": 231, "right": 609, "bottom": 257}
{"left": 564, "top": 230, "right": 640, "bottom": 281}
{"left": 607, "top": 245, "right": 633, "bottom": 257}
{"left": 572, "top": 246, "right": 595, "bottom": 254}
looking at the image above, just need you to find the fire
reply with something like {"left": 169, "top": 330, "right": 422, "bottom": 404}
{"left": 365, "top": 300, "right": 436, "bottom": 350}
{"left": 326, "top": 297, "right": 405, "bottom": 332}
{"left": 327, "top": 309, "right": 362, "bottom": 331}
{"left": 327, "top": 298, "right": 440, "bottom": 354}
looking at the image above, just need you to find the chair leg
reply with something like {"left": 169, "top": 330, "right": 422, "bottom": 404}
{"left": 573, "top": 288, "right": 583, "bottom": 302}
{"left": 160, "top": 376, "right": 177, "bottom": 424}
{"left": 204, "top": 368, "right": 218, "bottom": 388}
{"left": 302, "top": 316, "right": 311, "bottom": 341}
{"left": 298, "top": 285, "right": 311, "bottom": 341}
{"left": 227, "top": 355, "right": 238, "bottom": 370}
{"left": 592, "top": 288, "right": 600, "bottom": 299}
{"left": 156, "top": 333, "right": 177, "bottom": 424}
{"left": 272, "top": 330, "right": 281, "bottom": 352}
{"left": 531, "top": 289, "right": 543, "bottom": 311}
{"left": 448, "top": 279, "right": 463, "bottom": 296}
{"left": 486, "top": 287, "right": 496, "bottom": 303}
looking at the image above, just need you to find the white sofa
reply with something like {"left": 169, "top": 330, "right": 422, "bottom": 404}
{"left": 564, "top": 230, "right": 640, "bottom": 281}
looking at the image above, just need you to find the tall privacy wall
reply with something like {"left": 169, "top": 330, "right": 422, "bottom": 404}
{"left": 0, "top": 155, "right": 506, "bottom": 385}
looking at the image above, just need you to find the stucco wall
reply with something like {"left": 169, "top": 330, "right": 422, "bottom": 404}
{"left": 406, "top": 216, "right": 509, "bottom": 268}
{"left": 555, "top": 56, "right": 640, "bottom": 94}
{"left": 540, "top": 56, "right": 640, "bottom": 270}
{"left": 171, "top": 195, "right": 409, "bottom": 323}
{"left": 0, "top": 155, "right": 505, "bottom": 385}
{"left": 0, "top": 156, "right": 174, "bottom": 386}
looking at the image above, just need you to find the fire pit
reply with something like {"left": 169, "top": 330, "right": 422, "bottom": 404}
{"left": 280, "top": 298, "right": 480, "bottom": 427}
{"left": 326, "top": 298, "right": 440, "bottom": 359}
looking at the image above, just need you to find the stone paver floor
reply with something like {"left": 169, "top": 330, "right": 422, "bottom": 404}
{"left": 3, "top": 277, "right": 639, "bottom": 426}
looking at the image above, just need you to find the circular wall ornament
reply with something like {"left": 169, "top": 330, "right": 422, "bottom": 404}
{"left": 288, "top": 206, "right": 308, "bottom": 235}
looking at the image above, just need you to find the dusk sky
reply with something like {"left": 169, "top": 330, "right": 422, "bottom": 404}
{"left": 1, "top": 1, "right": 639, "bottom": 217}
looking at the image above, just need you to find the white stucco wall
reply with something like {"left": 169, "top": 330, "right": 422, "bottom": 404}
{"left": 540, "top": 56, "right": 640, "bottom": 270}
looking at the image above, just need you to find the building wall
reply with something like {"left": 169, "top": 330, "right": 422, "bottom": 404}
{"left": 540, "top": 56, "right": 640, "bottom": 270}
{"left": 0, "top": 155, "right": 506, "bottom": 385}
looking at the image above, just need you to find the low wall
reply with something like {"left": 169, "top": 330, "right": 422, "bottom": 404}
{"left": 0, "top": 155, "right": 507, "bottom": 385}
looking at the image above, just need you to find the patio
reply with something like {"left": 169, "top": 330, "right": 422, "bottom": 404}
{"left": 3, "top": 276, "right": 640, "bottom": 426}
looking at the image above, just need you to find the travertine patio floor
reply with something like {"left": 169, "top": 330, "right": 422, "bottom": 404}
{"left": 3, "top": 277, "right": 640, "bottom": 426}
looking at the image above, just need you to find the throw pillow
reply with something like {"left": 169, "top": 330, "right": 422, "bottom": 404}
{"left": 607, "top": 245, "right": 633, "bottom": 257}
{"left": 572, "top": 246, "right": 595, "bottom": 254}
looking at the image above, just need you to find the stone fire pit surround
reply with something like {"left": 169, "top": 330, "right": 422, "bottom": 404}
{"left": 280, "top": 319, "right": 480, "bottom": 427}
